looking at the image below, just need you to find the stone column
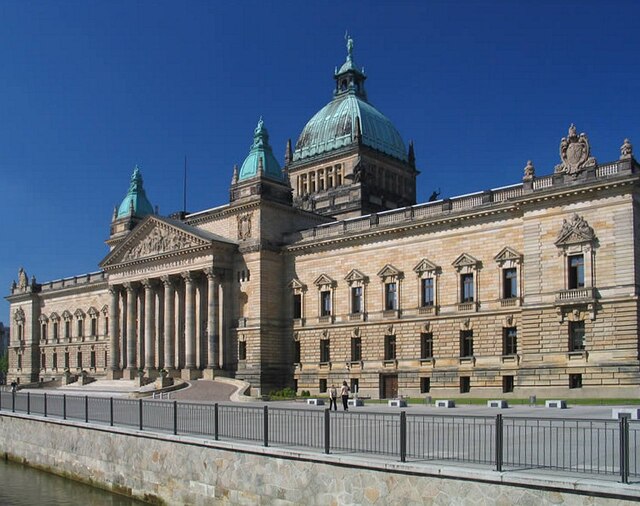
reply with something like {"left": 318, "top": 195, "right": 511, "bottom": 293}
{"left": 183, "top": 271, "right": 196, "bottom": 377}
{"left": 205, "top": 269, "right": 219, "bottom": 375}
{"left": 124, "top": 282, "right": 137, "bottom": 376}
{"left": 162, "top": 276, "right": 175, "bottom": 371}
{"left": 108, "top": 286, "right": 121, "bottom": 379}
{"left": 142, "top": 279, "right": 155, "bottom": 373}
{"left": 218, "top": 276, "right": 225, "bottom": 369}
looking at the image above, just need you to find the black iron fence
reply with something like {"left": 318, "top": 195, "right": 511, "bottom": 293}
{"left": 1, "top": 390, "right": 638, "bottom": 483}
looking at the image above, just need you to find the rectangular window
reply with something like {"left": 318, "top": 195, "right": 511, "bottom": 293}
{"left": 385, "top": 282, "right": 397, "bottom": 310}
{"left": 568, "top": 254, "right": 585, "bottom": 289}
{"left": 104, "top": 317, "right": 109, "bottom": 336}
{"left": 384, "top": 335, "right": 396, "bottom": 360}
{"left": 41, "top": 353, "right": 46, "bottom": 370}
{"left": 77, "top": 320, "right": 83, "bottom": 338}
{"left": 320, "top": 290, "right": 331, "bottom": 316}
{"left": 503, "top": 327, "right": 517, "bottom": 355}
{"left": 461, "top": 273, "right": 474, "bottom": 302}
{"left": 502, "top": 375, "right": 514, "bottom": 393}
{"left": 420, "top": 377, "right": 431, "bottom": 393}
{"left": 319, "top": 378, "right": 327, "bottom": 393}
{"left": 569, "top": 373, "right": 582, "bottom": 389}
{"left": 351, "top": 286, "right": 363, "bottom": 314}
{"left": 64, "top": 321, "right": 71, "bottom": 339}
{"left": 293, "top": 294, "right": 302, "bottom": 319}
{"left": 569, "top": 321, "right": 585, "bottom": 351}
{"left": 503, "top": 268, "right": 517, "bottom": 299}
{"left": 421, "top": 278, "right": 434, "bottom": 307}
{"left": 238, "top": 341, "right": 247, "bottom": 361}
{"left": 90, "top": 351, "right": 96, "bottom": 369}
{"left": 64, "top": 352, "right": 69, "bottom": 369}
{"left": 460, "top": 376, "right": 471, "bottom": 393}
{"left": 460, "top": 330, "right": 474, "bottom": 357}
{"left": 294, "top": 341, "right": 301, "bottom": 363}
{"left": 18, "top": 324, "right": 23, "bottom": 341}
{"left": 420, "top": 332, "right": 433, "bottom": 359}
{"left": 351, "top": 337, "right": 362, "bottom": 362}
{"left": 41, "top": 324, "right": 47, "bottom": 340}
{"left": 17, "top": 354, "right": 22, "bottom": 370}
{"left": 91, "top": 318, "right": 97, "bottom": 337}
{"left": 53, "top": 322, "right": 59, "bottom": 340}
{"left": 76, "top": 351, "right": 82, "bottom": 370}
{"left": 52, "top": 353, "right": 58, "bottom": 370}
{"left": 320, "top": 339, "right": 330, "bottom": 363}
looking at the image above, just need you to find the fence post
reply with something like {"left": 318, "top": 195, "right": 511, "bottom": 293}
{"left": 495, "top": 414, "right": 503, "bottom": 472}
{"left": 620, "top": 414, "right": 630, "bottom": 484}
{"left": 324, "top": 409, "right": 330, "bottom": 454}
{"left": 12, "top": 391, "right": 15, "bottom": 413}
{"left": 63, "top": 394, "right": 66, "bottom": 420}
{"left": 263, "top": 406, "right": 269, "bottom": 447}
{"left": 214, "top": 403, "right": 218, "bottom": 441}
{"left": 139, "top": 398, "right": 143, "bottom": 431}
{"left": 173, "top": 401, "right": 178, "bottom": 436}
{"left": 109, "top": 397, "right": 114, "bottom": 427}
{"left": 44, "top": 393, "right": 47, "bottom": 418}
{"left": 27, "top": 392, "right": 30, "bottom": 415}
{"left": 400, "top": 411, "right": 407, "bottom": 463}
{"left": 85, "top": 396, "right": 89, "bottom": 423}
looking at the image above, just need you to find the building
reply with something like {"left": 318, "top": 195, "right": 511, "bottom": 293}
{"left": 6, "top": 39, "right": 640, "bottom": 398}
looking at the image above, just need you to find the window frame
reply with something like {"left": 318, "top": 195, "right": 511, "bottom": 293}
{"left": 568, "top": 320, "right": 586, "bottom": 351}
{"left": 502, "top": 327, "right": 517, "bottom": 356}
{"left": 460, "top": 330, "right": 474, "bottom": 357}
{"left": 384, "top": 334, "right": 397, "bottom": 361}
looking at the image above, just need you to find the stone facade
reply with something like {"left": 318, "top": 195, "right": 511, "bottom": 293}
{"left": 5, "top": 42, "right": 640, "bottom": 398}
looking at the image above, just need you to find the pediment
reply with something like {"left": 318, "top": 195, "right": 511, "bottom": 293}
{"left": 452, "top": 253, "right": 480, "bottom": 270}
{"left": 555, "top": 214, "right": 596, "bottom": 247}
{"left": 74, "top": 308, "right": 84, "bottom": 318}
{"left": 377, "top": 264, "right": 403, "bottom": 279}
{"left": 314, "top": 274, "right": 336, "bottom": 287}
{"left": 494, "top": 247, "right": 522, "bottom": 264}
{"left": 101, "top": 216, "right": 232, "bottom": 269}
{"left": 288, "top": 278, "right": 307, "bottom": 290}
{"left": 344, "top": 269, "right": 368, "bottom": 283}
{"left": 413, "top": 258, "right": 439, "bottom": 274}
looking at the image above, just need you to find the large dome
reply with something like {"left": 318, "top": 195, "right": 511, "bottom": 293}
{"left": 293, "top": 93, "right": 407, "bottom": 163}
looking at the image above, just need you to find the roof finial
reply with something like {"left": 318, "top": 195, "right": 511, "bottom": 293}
{"left": 284, "top": 139, "right": 292, "bottom": 166}
{"left": 345, "top": 31, "right": 354, "bottom": 62}
{"left": 231, "top": 164, "right": 238, "bottom": 185}
{"left": 408, "top": 140, "right": 415, "bottom": 167}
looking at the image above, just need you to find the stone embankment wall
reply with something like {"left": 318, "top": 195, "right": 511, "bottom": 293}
{"left": 0, "top": 414, "right": 637, "bottom": 505}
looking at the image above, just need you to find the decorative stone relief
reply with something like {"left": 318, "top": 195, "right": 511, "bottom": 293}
{"left": 14, "top": 308, "right": 25, "bottom": 323}
{"left": 123, "top": 226, "right": 200, "bottom": 261}
{"left": 504, "top": 315, "right": 515, "bottom": 327}
{"left": 237, "top": 213, "right": 253, "bottom": 240}
{"left": 460, "top": 318, "right": 471, "bottom": 331}
{"left": 351, "top": 327, "right": 360, "bottom": 338}
{"left": 555, "top": 214, "right": 596, "bottom": 247}
{"left": 421, "top": 322, "right": 431, "bottom": 333}
{"left": 554, "top": 124, "right": 596, "bottom": 177}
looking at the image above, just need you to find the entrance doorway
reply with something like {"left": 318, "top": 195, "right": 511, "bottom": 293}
{"left": 381, "top": 374, "right": 398, "bottom": 399}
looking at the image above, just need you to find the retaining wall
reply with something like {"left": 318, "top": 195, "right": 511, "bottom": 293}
{"left": 0, "top": 413, "right": 638, "bottom": 505}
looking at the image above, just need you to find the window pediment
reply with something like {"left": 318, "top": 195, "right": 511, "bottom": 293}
{"left": 74, "top": 309, "right": 85, "bottom": 319}
{"left": 377, "top": 264, "right": 403, "bottom": 280}
{"left": 288, "top": 278, "right": 307, "bottom": 291}
{"left": 345, "top": 269, "right": 368, "bottom": 284}
{"left": 494, "top": 247, "right": 522, "bottom": 265}
{"left": 100, "top": 305, "right": 109, "bottom": 315}
{"left": 62, "top": 310, "right": 72, "bottom": 321}
{"left": 87, "top": 306, "right": 99, "bottom": 317}
{"left": 413, "top": 258, "right": 439, "bottom": 276}
{"left": 49, "top": 312, "right": 60, "bottom": 321}
{"left": 452, "top": 253, "right": 480, "bottom": 271}
{"left": 38, "top": 314, "right": 49, "bottom": 323}
{"left": 314, "top": 274, "right": 336, "bottom": 288}
{"left": 555, "top": 214, "right": 596, "bottom": 247}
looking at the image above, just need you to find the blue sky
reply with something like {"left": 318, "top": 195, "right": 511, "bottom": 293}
{"left": 1, "top": 1, "right": 639, "bottom": 322}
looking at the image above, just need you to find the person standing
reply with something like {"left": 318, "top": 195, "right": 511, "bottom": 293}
{"left": 340, "top": 381, "right": 350, "bottom": 411}
{"left": 329, "top": 384, "right": 338, "bottom": 411}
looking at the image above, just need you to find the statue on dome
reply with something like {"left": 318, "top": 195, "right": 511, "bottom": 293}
{"left": 345, "top": 32, "right": 354, "bottom": 61}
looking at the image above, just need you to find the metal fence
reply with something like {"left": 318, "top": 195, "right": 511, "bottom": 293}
{"left": 0, "top": 390, "right": 637, "bottom": 483}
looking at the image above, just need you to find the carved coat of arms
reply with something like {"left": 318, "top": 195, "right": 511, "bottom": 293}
{"left": 555, "top": 124, "right": 595, "bottom": 177}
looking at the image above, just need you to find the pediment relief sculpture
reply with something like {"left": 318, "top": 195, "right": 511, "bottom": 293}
{"left": 554, "top": 124, "right": 596, "bottom": 177}
{"left": 555, "top": 214, "right": 596, "bottom": 247}
{"left": 344, "top": 269, "right": 368, "bottom": 284}
{"left": 123, "top": 226, "right": 202, "bottom": 261}
{"left": 377, "top": 264, "right": 402, "bottom": 280}
{"left": 452, "top": 253, "right": 480, "bottom": 271}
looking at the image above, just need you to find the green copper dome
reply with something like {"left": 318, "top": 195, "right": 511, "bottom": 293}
{"left": 293, "top": 36, "right": 407, "bottom": 163}
{"left": 116, "top": 165, "right": 154, "bottom": 219}
{"left": 238, "top": 118, "right": 284, "bottom": 182}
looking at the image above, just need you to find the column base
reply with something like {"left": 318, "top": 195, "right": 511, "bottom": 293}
{"left": 107, "top": 369, "right": 123, "bottom": 380}
{"left": 122, "top": 368, "right": 138, "bottom": 380}
{"left": 202, "top": 368, "right": 219, "bottom": 380}
{"left": 181, "top": 368, "right": 201, "bottom": 380}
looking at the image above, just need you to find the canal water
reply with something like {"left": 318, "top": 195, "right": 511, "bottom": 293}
{"left": 0, "top": 459, "right": 146, "bottom": 505}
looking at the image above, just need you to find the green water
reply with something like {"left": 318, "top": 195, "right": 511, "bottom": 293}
{"left": 0, "top": 459, "right": 146, "bottom": 505}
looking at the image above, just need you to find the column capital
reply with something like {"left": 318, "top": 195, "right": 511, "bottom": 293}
{"left": 123, "top": 281, "right": 136, "bottom": 293}
{"left": 161, "top": 275, "right": 174, "bottom": 288}
{"left": 108, "top": 285, "right": 120, "bottom": 296}
{"left": 141, "top": 278, "right": 156, "bottom": 289}
{"left": 204, "top": 268, "right": 218, "bottom": 281}
{"left": 181, "top": 271, "right": 194, "bottom": 283}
